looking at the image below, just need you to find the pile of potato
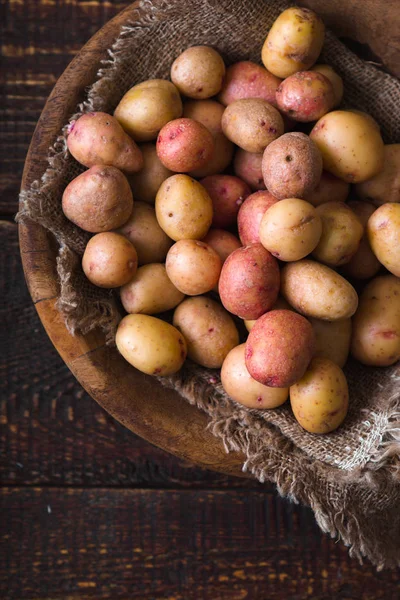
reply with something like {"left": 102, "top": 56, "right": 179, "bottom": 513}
{"left": 62, "top": 7, "right": 400, "bottom": 435}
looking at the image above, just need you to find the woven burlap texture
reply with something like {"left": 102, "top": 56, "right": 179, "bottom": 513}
{"left": 18, "top": 0, "right": 400, "bottom": 568}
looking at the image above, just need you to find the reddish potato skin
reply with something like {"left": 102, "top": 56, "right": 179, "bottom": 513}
{"left": 156, "top": 118, "right": 214, "bottom": 172}
{"left": 237, "top": 191, "right": 279, "bottom": 245}
{"left": 200, "top": 175, "right": 251, "bottom": 228}
{"left": 276, "top": 72, "right": 335, "bottom": 122}
{"left": 218, "top": 243, "right": 280, "bottom": 320}
{"left": 245, "top": 310, "right": 316, "bottom": 387}
{"left": 305, "top": 170, "right": 350, "bottom": 207}
{"left": 202, "top": 229, "right": 242, "bottom": 263}
{"left": 218, "top": 61, "right": 282, "bottom": 107}
{"left": 233, "top": 149, "right": 266, "bottom": 191}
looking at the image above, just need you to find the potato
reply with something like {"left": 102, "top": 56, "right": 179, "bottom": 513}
{"left": 355, "top": 144, "right": 400, "bottom": 206}
{"left": 238, "top": 191, "right": 278, "bottom": 245}
{"left": 173, "top": 296, "right": 239, "bottom": 368}
{"left": 290, "top": 357, "right": 348, "bottom": 434}
{"left": 367, "top": 203, "right": 400, "bottom": 276}
{"left": 120, "top": 264, "right": 184, "bottom": 315}
{"left": 342, "top": 200, "right": 381, "bottom": 280}
{"left": 82, "top": 232, "right": 137, "bottom": 288}
{"left": 347, "top": 110, "right": 380, "bottom": 131}
{"left": 262, "top": 132, "right": 322, "bottom": 199}
{"left": 245, "top": 310, "right": 315, "bottom": 387}
{"left": 312, "top": 201, "right": 364, "bottom": 266}
{"left": 305, "top": 170, "right": 349, "bottom": 207}
{"left": 62, "top": 165, "right": 133, "bottom": 233}
{"left": 116, "top": 314, "right": 187, "bottom": 376}
{"left": 244, "top": 296, "right": 292, "bottom": 332}
{"left": 310, "top": 110, "right": 385, "bottom": 183}
{"left": 259, "top": 198, "right": 322, "bottom": 261}
{"left": 221, "top": 344, "right": 288, "bottom": 409}
{"left": 114, "top": 79, "right": 183, "bottom": 142}
{"left": 166, "top": 240, "right": 222, "bottom": 295}
{"left": 233, "top": 149, "right": 266, "bottom": 191}
{"left": 309, "top": 318, "right": 352, "bottom": 368}
{"left": 218, "top": 243, "right": 280, "bottom": 320}
{"left": 67, "top": 112, "right": 143, "bottom": 174}
{"left": 261, "top": 7, "right": 325, "bottom": 78}
{"left": 221, "top": 98, "right": 284, "bottom": 153}
{"left": 200, "top": 175, "right": 251, "bottom": 228}
{"left": 202, "top": 229, "right": 242, "bottom": 264}
{"left": 276, "top": 71, "right": 335, "bottom": 122}
{"left": 118, "top": 201, "right": 172, "bottom": 265}
{"left": 171, "top": 46, "right": 225, "bottom": 100}
{"left": 351, "top": 275, "right": 400, "bottom": 366}
{"left": 155, "top": 175, "right": 213, "bottom": 241}
{"left": 156, "top": 118, "right": 214, "bottom": 173}
{"left": 281, "top": 260, "right": 358, "bottom": 320}
{"left": 127, "top": 143, "right": 173, "bottom": 204}
{"left": 311, "top": 64, "right": 344, "bottom": 107}
{"left": 218, "top": 61, "right": 282, "bottom": 107}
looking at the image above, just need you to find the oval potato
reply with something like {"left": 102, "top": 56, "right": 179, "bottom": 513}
{"left": 313, "top": 201, "right": 364, "bottom": 266}
{"left": 128, "top": 143, "right": 173, "bottom": 204}
{"left": 309, "top": 317, "right": 352, "bottom": 368}
{"left": 120, "top": 264, "right": 184, "bottom": 315}
{"left": 82, "top": 232, "right": 138, "bottom": 288}
{"left": 355, "top": 144, "right": 400, "bottom": 206}
{"left": 367, "top": 203, "right": 400, "bottom": 276}
{"left": 166, "top": 240, "right": 222, "bottom": 296}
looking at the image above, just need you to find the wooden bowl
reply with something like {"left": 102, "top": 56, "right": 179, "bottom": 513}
{"left": 19, "top": 1, "right": 399, "bottom": 478}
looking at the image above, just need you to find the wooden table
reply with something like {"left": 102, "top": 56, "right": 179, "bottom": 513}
{"left": 1, "top": 1, "right": 399, "bottom": 598}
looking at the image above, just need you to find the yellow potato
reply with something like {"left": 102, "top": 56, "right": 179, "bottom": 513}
{"left": 311, "top": 64, "right": 343, "bottom": 107}
{"left": 367, "top": 203, "right": 400, "bottom": 276}
{"left": 171, "top": 46, "right": 225, "bottom": 99}
{"left": 290, "top": 357, "right": 349, "bottom": 434}
{"left": 342, "top": 200, "right": 381, "bottom": 280}
{"left": 127, "top": 143, "right": 173, "bottom": 204}
{"left": 82, "top": 232, "right": 137, "bottom": 288}
{"left": 166, "top": 240, "right": 222, "bottom": 296}
{"left": 355, "top": 145, "right": 400, "bottom": 206}
{"left": 309, "top": 317, "right": 352, "bottom": 368}
{"left": 116, "top": 314, "right": 187, "bottom": 376}
{"left": 120, "top": 264, "right": 184, "bottom": 315}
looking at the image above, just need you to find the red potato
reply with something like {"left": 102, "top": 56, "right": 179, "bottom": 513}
{"left": 202, "top": 229, "right": 242, "bottom": 264}
{"left": 237, "top": 191, "right": 279, "bottom": 245}
{"left": 200, "top": 175, "right": 251, "bottom": 228}
{"left": 305, "top": 170, "right": 350, "bottom": 207}
{"left": 166, "top": 240, "right": 222, "bottom": 296}
{"left": 275, "top": 71, "right": 335, "bottom": 122}
{"left": 156, "top": 118, "right": 214, "bottom": 172}
{"left": 82, "top": 232, "right": 138, "bottom": 288}
{"left": 233, "top": 149, "right": 266, "bottom": 191}
{"left": 218, "top": 61, "right": 282, "bottom": 107}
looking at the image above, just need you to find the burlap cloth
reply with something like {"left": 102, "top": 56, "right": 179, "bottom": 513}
{"left": 18, "top": 0, "right": 400, "bottom": 568}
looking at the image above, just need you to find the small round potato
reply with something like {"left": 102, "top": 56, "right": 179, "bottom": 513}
{"left": 166, "top": 240, "right": 222, "bottom": 296}
{"left": 221, "top": 98, "right": 284, "bottom": 153}
{"left": 200, "top": 175, "right": 251, "bottom": 228}
{"left": 262, "top": 132, "right": 323, "bottom": 199}
{"left": 128, "top": 143, "right": 173, "bottom": 204}
{"left": 342, "top": 201, "right": 381, "bottom": 280}
{"left": 244, "top": 296, "right": 292, "bottom": 332}
{"left": 290, "top": 357, "right": 349, "bottom": 434}
{"left": 155, "top": 175, "right": 213, "bottom": 241}
{"left": 233, "top": 149, "right": 266, "bottom": 191}
{"left": 309, "top": 317, "right": 352, "bottom": 368}
{"left": 221, "top": 344, "right": 288, "bottom": 409}
{"left": 367, "top": 203, "right": 400, "bottom": 276}
{"left": 310, "top": 110, "right": 385, "bottom": 183}
{"left": 276, "top": 71, "right": 335, "bottom": 122}
{"left": 82, "top": 232, "right": 138, "bottom": 288}
{"left": 259, "top": 198, "right": 322, "bottom": 261}
{"left": 311, "top": 64, "right": 344, "bottom": 107}
{"left": 171, "top": 46, "right": 225, "bottom": 100}
{"left": 238, "top": 191, "right": 279, "bottom": 245}
{"left": 120, "top": 264, "right": 184, "bottom": 315}
{"left": 173, "top": 296, "right": 239, "bottom": 369}
{"left": 355, "top": 144, "right": 400, "bottom": 206}
{"left": 305, "top": 170, "right": 349, "bottom": 207}
{"left": 202, "top": 229, "right": 242, "bottom": 264}
{"left": 116, "top": 314, "right": 187, "bottom": 376}
{"left": 218, "top": 61, "right": 282, "bottom": 107}
{"left": 281, "top": 260, "right": 358, "bottom": 320}
{"left": 156, "top": 118, "right": 214, "bottom": 173}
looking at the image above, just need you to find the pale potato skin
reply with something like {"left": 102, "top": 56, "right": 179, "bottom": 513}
{"left": 244, "top": 296, "right": 292, "bottom": 332}
{"left": 238, "top": 191, "right": 279, "bottom": 245}
{"left": 245, "top": 310, "right": 315, "bottom": 387}
{"left": 218, "top": 61, "right": 282, "bottom": 107}
{"left": 173, "top": 296, "right": 239, "bottom": 369}
{"left": 62, "top": 165, "right": 133, "bottom": 233}
{"left": 262, "top": 132, "right": 323, "bottom": 199}
{"left": 116, "top": 314, "right": 187, "bottom": 376}
{"left": 276, "top": 71, "right": 335, "bottom": 122}
{"left": 367, "top": 203, "right": 400, "bottom": 276}
{"left": 127, "top": 143, "right": 173, "bottom": 204}
{"left": 351, "top": 275, "right": 400, "bottom": 366}
{"left": 166, "top": 240, "right": 222, "bottom": 296}
{"left": 342, "top": 200, "right": 381, "bottom": 280}
{"left": 118, "top": 201, "right": 172, "bottom": 265}
{"left": 259, "top": 198, "right": 322, "bottom": 261}
{"left": 311, "top": 64, "right": 344, "bottom": 107}
{"left": 233, "top": 149, "right": 266, "bottom": 191}
{"left": 155, "top": 175, "right": 213, "bottom": 241}
{"left": 114, "top": 79, "right": 183, "bottom": 141}
{"left": 310, "top": 110, "right": 385, "bottom": 183}
{"left": 309, "top": 317, "right": 352, "bottom": 368}
{"left": 82, "top": 232, "right": 138, "bottom": 288}
{"left": 290, "top": 357, "right": 349, "bottom": 434}
{"left": 221, "top": 98, "right": 284, "bottom": 153}
{"left": 281, "top": 260, "right": 358, "bottom": 320}
{"left": 221, "top": 344, "right": 288, "bottom": 409}
{"left": 355, "top": 144, "right": 400, "bottom": 206}
{"left": 120, "top": 264, "right": 184, "bottom": 315}
{"left": 200, "top": 175, "right": 251, "bottom": 228}
{"left": 312, "top": 201, "right": 364, "bottom": 266}
{"left": 171, "top": 46, "right": 225, "bottom": 100}
{"left": 156, "top": 118, "right": 214, "bottom": 173}
{"left": 202, "top": 229, "right": 242, "bottom": 264}
{"left": 261, "top": 7, "right": 325, "bottom": 78}
{"left": 67, "top": 112, "right": 143, "bottom": 174}
{"left": 305, "top": 170, "right": 349, "bottom": 207}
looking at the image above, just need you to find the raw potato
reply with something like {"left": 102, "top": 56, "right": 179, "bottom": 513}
{"left": 62, "top": 165, "right": 133, "bottom": 233}
{"left": 244, "top": 296, "right": 292, "bottom": 332}
{"left": 118, "top": 202, "right": 172, "bottom": 265}
{"left": 233, "top": 149, "right": 266, "bottom": 191}
{"left": 114, "top": 79, "right": 183, "bottom": 141}
{"left": 311, "top": 64, "right": 344, "bottom": 107}
{"left": 290, "top": 357, "right": 349, "bottom": 434}
{"left": 275, "top": 71, "right": 335, "bottom": 122}
{"left": 156, "top": 118, "right": 214, "bottom": 172}
{"left": 221, "top": 98, "right": 284, "bottom": 153}
{"left": 245, "top": 310, "right": 315, "bottom": 387}
{"left": 261, "top": 7, "right": 325, "bottom": 78}
{"left": 67, "top": 112, "right": 143, "bottom": 173}
{"left": 312, "top": 201, "right": 364, "bottom": 266}
{"left": 166, "top": 240, "right": 222, "bottom": 295}
{"left": 281, "top": 260, "right": 358, "bottom": 320}
{"left": 202, "top": 229, "right": 242, "bottom": 264}
{"left": 259, "top": 198, "right": 322, "bottom": 261}
{"left": 309, "top": 318, "right": 352, "bottom": 368}
{"left": 218, "top": 61, "right": 281, "bottom": 107}
{"left": 367, "top": 203, "right": 400, "bottom": 276}
{"left": 310, "top": 110, "right": 385, "bottom": 183}
{"left": 355, "top": 144, "right": 400, "bottom": 206}
{"left": 262, "top": 132, "right": 323, "bottom": 199}
{"left": 221, "top": 344, "right": 288, "bottom": 409}
{"left": 305, "top": 170, "right": 349, "bottom": 207}
{"left": 173, "top": 296, "right": 239, "bottom": 368}
{"left": 200, "top": 175, "right": 251, "bottom": 228}
{"left": 155, "top": 175, "right": 213, "bottom": 241}
{"left": 116, "top": 314, "right": 187, "bottom": 376}
{"left": 128, "top": 143, "right": 173, "bottom": 204}
{"left": 351, "top": 275, "right": 400, "bottom": 366}
{"left": 82, "top": 232, "right": 138, "bottom": 288}
{"left": 238, "top": 191, "right": 278, "bottom": 245}
{"left": 120, "top": 264, "right": 184, "bottom": 315}
{"left": 342, "top": 200, "right": 381, "bottom": 280}
{"left": 171, "top": 46, "right": 225, "bottom": 99}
